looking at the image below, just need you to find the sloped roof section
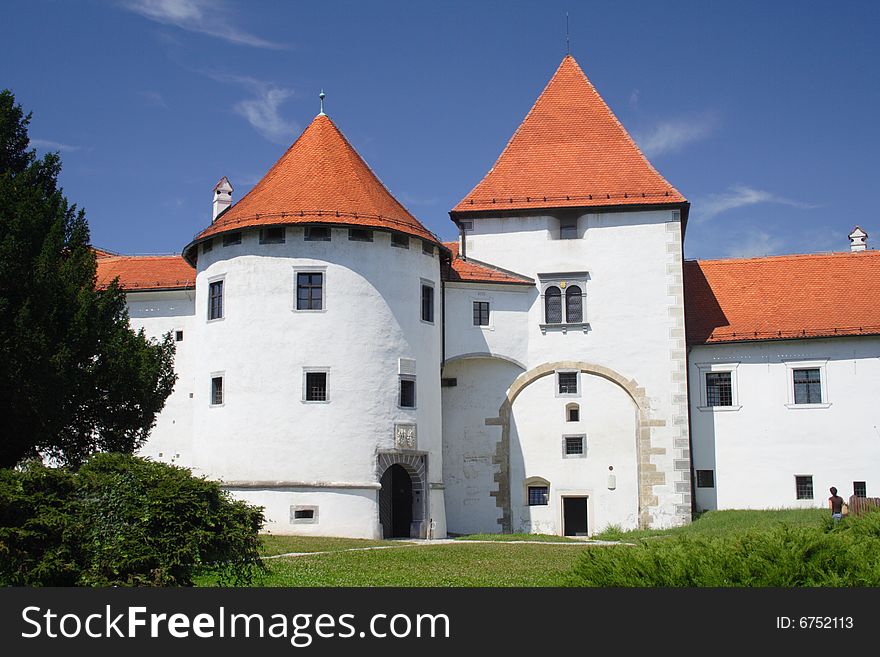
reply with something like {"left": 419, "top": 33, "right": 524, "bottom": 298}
{"left": 685, "top": 251, "right": 880, "bottom": 344}
{"left": 453, "top": 55, "right": 686, "bottom": 215}
{"left": 189, "top": 114, "right": 438, "bottom": 260}
{"left": 442, "top": 242, "right": 534, "bottom": 286}
{"left": 97, "top": 255, "right": 195, "bottom": 291}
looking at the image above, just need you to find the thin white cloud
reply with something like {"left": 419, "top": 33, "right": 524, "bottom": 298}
{"left": 140, "top": 90, "right": 168, "bottom": 108}
{"left": 205, "top": 72, "right": 299, "bottom": 144}
{"left": 636, "top": 113, "right": 717, "bottom": 157}
{"left": 697, "top": 184, "right": 818, "bottom": 222}
{"left": 31, "top": 139, "right": 81, "bottom": 153}
{"left": 725, "top": 229, "right": 785, "bottom": 258}
{"left": 122, "top": 0, "right": 285, "bottom": 49}
{"left": 399, "top": 193, "right": 438, "bottom": 207}
{"left": 629, "top": 89, "right": 640, "bottom": 108}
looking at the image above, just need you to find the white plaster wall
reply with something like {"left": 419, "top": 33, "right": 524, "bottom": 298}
{"left": 690, "top": 337, "right": 880, "bottom": 511}
{"left": 441, "top": 357, "right": 524, "bottom": 534}
{"left": 228, "top": 487, "right": 380, "bottom": 538}
{"left": 127, "top": 290, "right": 196, "bottom": 468}
{"left": 510, "top": 372, "right": 639, "bottom": 534}
{"left": 454, "top": 209, "right": 690, "bottom": 529}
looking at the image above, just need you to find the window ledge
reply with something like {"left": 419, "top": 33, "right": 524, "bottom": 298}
{"left": 292, "top": 308, "right": 327, "bottom": 313}
{"left": 785, "top": 403, "right": 832, "bottom": 409}
{"left": 540, "top": 322, "right": 590, "bottom": 334}
{"left": 698, "top": 405, "right": 742, "bottom": 412}
{"left": 301, "top": 400, "right": 330, "bottom": 404}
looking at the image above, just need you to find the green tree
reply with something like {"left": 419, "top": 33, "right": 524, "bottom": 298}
{"left": 0, "top": 89, "right": 177, "bottom": 468}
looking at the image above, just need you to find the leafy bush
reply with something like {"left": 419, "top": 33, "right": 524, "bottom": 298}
{"left": 0, "top": 454, "right": 265, "bottom": 586}
{"left": 568, "top": 512, "right": 880, "bottom": 587}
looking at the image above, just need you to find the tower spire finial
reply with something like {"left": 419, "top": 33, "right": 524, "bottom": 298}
{"left": 318, "top": 89, "right": 326, "bottom": 116}
{"left": 565, "top": 13, "right": 570, "bottom": 55}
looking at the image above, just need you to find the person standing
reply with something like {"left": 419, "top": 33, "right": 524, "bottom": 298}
{"left": 829, "top": 487, "right": 845, "bottom": 522}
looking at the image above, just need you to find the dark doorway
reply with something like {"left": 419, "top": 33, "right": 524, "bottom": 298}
{"left": 379, "top": 464, "right": 413, "bottom": 538}
{"left": 563, "top": 497, "right": 588, "bottom": 536}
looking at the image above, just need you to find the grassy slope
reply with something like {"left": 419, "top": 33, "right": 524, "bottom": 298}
{"left": 258, "top": 535, "right": 408, "bottom": 556}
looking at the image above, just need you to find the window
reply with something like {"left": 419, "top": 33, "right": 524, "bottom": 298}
{"left": 222, "top": 232, "right": 241, "bottom": 246}
{"left": 202, "top": 239, "right": 213, "bottom": 254}
{"left": 290, "top": 505, "right": 319, "bottom": 524}
{"left": 175, "top": 330, "right": 184, "bottom": 342}
{"left": 545, "top": 286, "right": 562, "bottom": 324}
{"left": 391, "top": 233, "right": 409, "bottom": 249}
{"left": 559, "top": 218, "right": 577, "bottom": 239}
{"left": 565, "top": 285, "right": 583, "bottom": 323}
{"left": 460, "top": 220, "right": 473, "bottom": 231}
{"left": 304, "top": 226, "right": 331, "bottom": 241}
{"left": 854, "top": 481, "right": 867, "bottom": 498}
{"left": 696, "top": 470, "right": 715, "bottom": 488}
{"left": 566, "top": 403, "right": 580, "bottom": 422}
{"left": 793, "top": 368, "right": 822, "bottom": 404}
{"left": 473, "top": 301, "right": 490, "bottom": 326}
{"left": 441, "top": 378, "right": 458, "bottom": 387}
{"left": 304, "top": 371, "right": 327, "bottom": 402}
{"left": 557, "top": 371, "right": 578, "bottom": 395}
{"left": 294, "top": 509, "right": 314, "bottom": 520}
{"left": 210, "top": 376, "right": 223, "bottom": 406}
{"left": 422, "top": 241, "right": 434, "bottom": 256}
{"left": 528, "top": 486, "right": 549, "bottom": 506}
{"left": 348, "top": 228, "right": 373, "bottom": 242}
{"left": 259, "top": 226, "right": 285, "bottom": 244}
{"left": 297, "top": 272, "right": 323, "bottom": 310}
{"left": 564, "top": 435, "right": 584, "bottom": 457}
{"left": 705, "top": 372, "right": 733, "bottom": 407}
{"left": 795, "top": 475, "right": 814, "bottom": 500}
{"left": 421, "top": 283, "right": 434, "bottom": 323}
{"left": 208, "top": 280, "right": 223, "bottom": 320}
{"left": 399, "top": 376, "right": 416, "bottom": 408}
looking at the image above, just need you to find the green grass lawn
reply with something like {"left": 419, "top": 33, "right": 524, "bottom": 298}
{"left": 258, "top": 534, "right": 409, "bottom": 556}
{"left": 453, "top": 533, "right": 579, "bottom": 543}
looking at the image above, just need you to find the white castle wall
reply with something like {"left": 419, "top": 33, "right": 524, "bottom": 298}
{"left": 442, "top": 208, "right": 690, "bottom": 534}
{"left": 689, "top": 336, "right": 880, "bottom": 511}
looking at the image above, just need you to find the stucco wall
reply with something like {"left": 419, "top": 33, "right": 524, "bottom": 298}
{"left": 689, "top": 336, "right": 880, "bottom": 511}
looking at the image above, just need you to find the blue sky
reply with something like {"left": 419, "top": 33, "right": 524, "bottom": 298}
{"left": 3, "top": 0, "right": 878, "bottom": 259}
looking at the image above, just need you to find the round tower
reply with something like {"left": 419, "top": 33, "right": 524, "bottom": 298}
{"left": 182, "top": 112, "right": 446, "bottom": 539}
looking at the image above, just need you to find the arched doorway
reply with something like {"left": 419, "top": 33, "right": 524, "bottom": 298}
{"left": 379, "top": 464, "right": 414, "bottom": 538}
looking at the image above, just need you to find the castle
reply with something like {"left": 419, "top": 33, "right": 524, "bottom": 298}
{"left": 96, "top": 56, "right": 880, "bottom": 538}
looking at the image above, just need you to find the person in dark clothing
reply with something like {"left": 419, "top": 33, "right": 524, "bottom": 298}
{"left": 829, "top": 487, "right": 844, "bottom": 522}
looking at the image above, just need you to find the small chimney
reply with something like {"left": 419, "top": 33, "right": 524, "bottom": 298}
{"left": 212, "top": 176, "right": 233, "bottom": 221}
{"left": 849, "top": 226, "right": 868, "bottom": 252}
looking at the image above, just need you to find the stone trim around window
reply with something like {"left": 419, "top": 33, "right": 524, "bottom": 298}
{"left": 695, "top": 362, "right": 742, "bottom": 411}
{"left": 783, "top": 359, "right": 831, "bottom": 409}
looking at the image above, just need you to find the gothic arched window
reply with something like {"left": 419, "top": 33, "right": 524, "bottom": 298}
{"left": 565, "top": 285, "right": 583, "bottom": 323}
{"left": 545, "top": 286, "right": 562, "bottom": 324}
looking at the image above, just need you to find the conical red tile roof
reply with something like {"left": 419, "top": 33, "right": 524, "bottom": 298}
{"left": 452, "top": 55, "right": 686, "bottom": 215}
{"left": 188, "top": 114, "right": 438, "bottom": 259}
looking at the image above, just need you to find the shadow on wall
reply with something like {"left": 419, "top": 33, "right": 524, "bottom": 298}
{"left": 683, "top": 261, "right": 729, "bottom": 344}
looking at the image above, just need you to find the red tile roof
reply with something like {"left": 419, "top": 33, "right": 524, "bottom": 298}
{"left": 442, "top": 241, "right": 534, "bottom": 286}
{"left": 186, "top": 114, "right": 437, "bottom": 263}
{"left": 685, "top": 251, "right": 880, "bottom": 344}
{"left": 452, "top": 55, "right": 686, "bottom": 215}
{"left": 96, "top": 255, "right": 195, "bottom": 291}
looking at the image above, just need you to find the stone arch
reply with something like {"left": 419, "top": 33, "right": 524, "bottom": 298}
{"left": 485, "top": 360, "right": 666, "bottom": 531}
{"left": 443, "top": 352, "right": 527, "bottom": 372}
{"left": 377, "top": 452, "right": 427, "bottom": 537}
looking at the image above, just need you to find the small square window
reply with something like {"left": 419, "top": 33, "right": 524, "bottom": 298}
{"left": 296, "top": 272, "right": 323, "bottom": 310}
{"left": 559, "top": 219, "right": 577, "bottom": 240}
{"left": 399, "top": 377, "right": 416, "bottom": 408}
{"left": 305, "top": 372, "right": 327, "bottom": 402}
{"left": 208, "top": 280, "right": 223, "bottom": 320}
{"left": 391, "top": 233, "right": 409, "bottom": 249}
{"left": 473, "top": 301, "right": 490, "bottom": 326}
{"left": 202, "top": 239, "right": 213, "bottom": 254}
{"left": 795, "top": 475, "right": 813, "bottom": 500}
{"left": 564, "top": 436, "right": 584, "bottom": 456}
{"left": 459, "top": 220, "right": 473, "bottom": 231}
{"left": 696, "top": 470, "right": 715, "bottom": 488}
{"left": 175, "top": 330, "right": 184, "bottom": 342}
{"left": 558, "top": 371, "right": 578, "bottom": 395}
{"left": 705, "top": 372, "right": 732, "bottom": 407}
{"left": 222, "top": 232, "right": 242, "bottom": 246}
{"left": 566, "top": 405, "right": 580, "bottom": 422}
{"left": 259, "top": 226, "right": 285, "bottom": 244}
{"left": 422, "top": 241, "right": 434, "bottom": 256}
{"left": 528, "top": 486, "right": 549, "bottom": 506}
{"left": 441, "top": 378, "right": 457, "bottom": 387}
{"left": 294, "top": 509, "right": 314, "bottom": 520}
{"left": 421, "top": 284, "right": 434, "bottom": 323}
{"left": 210, "top": 376, "right": 223, "bottom": 406}
{"left": 793, "top": 368, "right": 822, "bottom": 404}
{"left": 854, "top": 481, "right": 867, "bottom": 498}
{"left": 304, "top": 226, "right": 331, "bottom": 241}
{"left": 348, "top": 228, "right": 373, "bottom": 242}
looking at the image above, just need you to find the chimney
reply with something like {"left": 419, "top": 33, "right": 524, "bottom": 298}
{"left": 849, "top": 226, "right": 867, "bottom": 252}
{"left": 212, "top": 176, "right": 233, "bottom": 221}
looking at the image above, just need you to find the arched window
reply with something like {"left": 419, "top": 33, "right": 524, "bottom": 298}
{"left": 566, "top": 403, "right": 580, "bottom": 422}
{"left": 545, "top": 286, "right": 562, "bottom": 324}
{"left": 565, "top": 285, "right": 582, "bottom": 323}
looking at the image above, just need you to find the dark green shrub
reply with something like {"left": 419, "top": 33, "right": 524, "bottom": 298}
{"left": 567, "top": 512, "right": 880, "bottom": 587}
{"left": 0, "top": 454, "right": 265, "bottom": 586}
